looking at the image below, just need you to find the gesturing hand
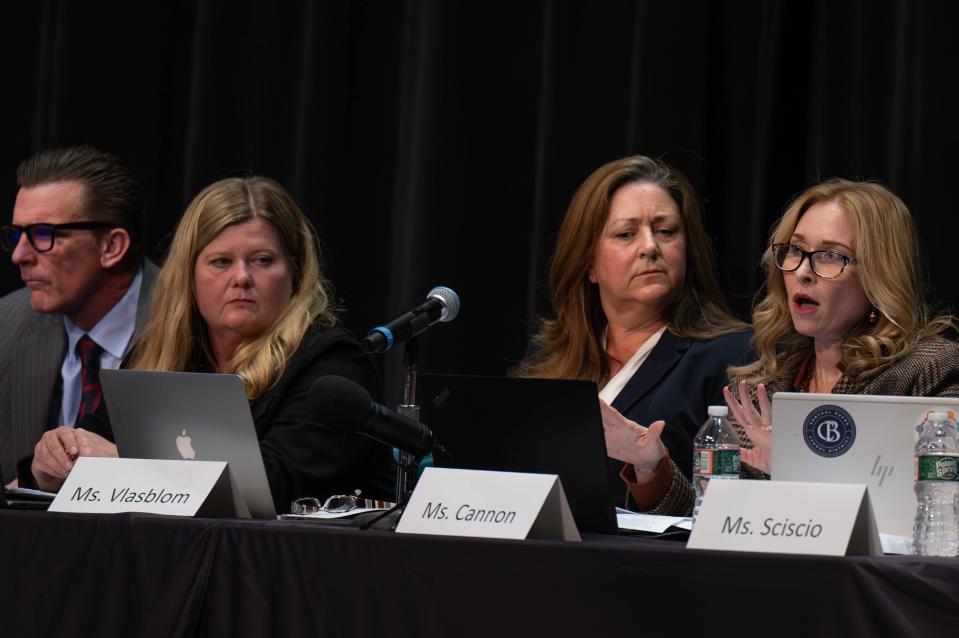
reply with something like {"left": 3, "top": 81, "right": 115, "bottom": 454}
{"left": 723, "top": 380, "right": 772, "bottom": 474}
{"left": 599, "top": 399, "right": 667, "bottom": 482}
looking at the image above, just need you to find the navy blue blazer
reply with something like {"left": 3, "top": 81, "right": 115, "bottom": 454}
{"left": 606, "top": 329, "right": 754, "bottom": 507}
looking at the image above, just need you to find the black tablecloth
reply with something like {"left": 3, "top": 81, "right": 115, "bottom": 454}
{"left": 1, "top": 510, "right": 957, "bottom": 637}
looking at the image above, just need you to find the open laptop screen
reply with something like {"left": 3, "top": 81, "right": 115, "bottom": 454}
{"left": 419, "top": 373, "right": 617, "bottom": 535}
{"left": 772, "top": 391, "right": 959, "bottom": 538}
{"left": 101, "top": 369, "right": 276, "bottom": 518}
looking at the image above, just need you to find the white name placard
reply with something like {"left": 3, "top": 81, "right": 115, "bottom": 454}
{"left": 686, "top": 480, "right": 882, "bottom": 556}
{"left": 50, "top": 457, "right": 249, "bottom": 518}
{"left": 396, "top": 467, "right": 580, "bottom": 541}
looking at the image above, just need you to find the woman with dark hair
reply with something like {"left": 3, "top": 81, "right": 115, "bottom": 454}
{"left": 516, "top": 155, "right": 752, "bottom": 516}
{"left": 30, "top": 176, "right": 395, "bottom": 510}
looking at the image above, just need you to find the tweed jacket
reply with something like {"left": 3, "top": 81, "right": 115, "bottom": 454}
{"left": 739, "top": 337, "right": 959, "bottom": 399}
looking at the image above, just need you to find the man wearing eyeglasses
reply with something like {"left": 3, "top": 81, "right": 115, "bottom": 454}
{"left": 0, "top": 145, "right": 157, "bottom": 488}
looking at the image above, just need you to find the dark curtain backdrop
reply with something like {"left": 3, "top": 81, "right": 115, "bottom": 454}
{"left": 4, "top": 0, "right": 959, "bottom": 405}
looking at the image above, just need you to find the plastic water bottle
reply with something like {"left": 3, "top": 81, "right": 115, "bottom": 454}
{"left": 913, "top": 411, "right": 959, "bottom": 556}
{"left": 692, "top": 405, "right": 740, "bottom": 521}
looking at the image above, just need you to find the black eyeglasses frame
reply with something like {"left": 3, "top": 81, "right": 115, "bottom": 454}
{"left": 0, "top": 221, "right": 118, "bottom": 253}
{"left": 770, "top": 243, "right": 860, "bottom": 279}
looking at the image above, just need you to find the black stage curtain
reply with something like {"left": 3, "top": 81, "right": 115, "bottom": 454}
{"left": 4, "top": 1, "right": 959, "bottom": 403}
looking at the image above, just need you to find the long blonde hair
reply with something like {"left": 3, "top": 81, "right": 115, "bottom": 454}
{"left": 132, "top": 176, "right": 338, "bottom": 399}
{"left": 730, "top": 178, "right": 953, "bottom": 384}
{"left": 515, "top": 155, "right": 747, "bottom": 382}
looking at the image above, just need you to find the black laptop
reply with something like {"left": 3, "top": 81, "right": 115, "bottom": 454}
{"left": 418, "top": 374, "right": 618, "bottom": 535}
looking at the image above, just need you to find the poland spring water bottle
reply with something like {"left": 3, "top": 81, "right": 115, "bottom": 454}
{"left": 913, "top": 411, "right": 959, "bottom": 556}
{"left": 693, "top": 405, "right": 740, "bottom": 521}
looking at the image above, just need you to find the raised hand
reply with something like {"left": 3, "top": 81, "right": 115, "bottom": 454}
{"left": 723, "top": 380, "right": 773, "bottom": 474}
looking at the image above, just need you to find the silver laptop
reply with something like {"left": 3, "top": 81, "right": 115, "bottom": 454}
{"left": 772, "top": 392, "right": 959, "bottom": 538}
{"left": 100, "top": 369, "right": 276, "bottom": 518}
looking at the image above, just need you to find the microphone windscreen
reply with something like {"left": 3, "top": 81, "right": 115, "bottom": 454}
{"left": 427, "top": 286, "right": 460, "bottom": 322}
{"left": 308, "top": 375, "right": 372, "bottom": 434}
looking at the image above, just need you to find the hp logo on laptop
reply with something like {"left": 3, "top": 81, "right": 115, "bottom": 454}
{"left": 802, "top": 404, "right": 856, "bottom": 457}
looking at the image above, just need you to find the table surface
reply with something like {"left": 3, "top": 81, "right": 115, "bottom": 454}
{"left": 2, "top": 510, "right": 957, "bottom": 637}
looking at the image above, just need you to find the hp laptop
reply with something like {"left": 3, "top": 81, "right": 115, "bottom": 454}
{"left": 419, "top": 374, "right": 618, "bottom": 534}
{"left": 100, "top": 369, "right": 276, "bottom": 518}
{"left": 772, "top": 392, "right": 959, "bottom": 538}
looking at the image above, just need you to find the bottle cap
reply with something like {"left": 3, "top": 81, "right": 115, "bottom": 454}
{"left": 929, "top": 412, "right": 949, "bottom": 422}
{"left": 707, "top": 405, "right": 729, "bottom": 417}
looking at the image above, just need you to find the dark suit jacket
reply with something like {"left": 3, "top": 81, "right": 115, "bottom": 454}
{"left": 0, "top": 262, "right": 158, "bottom": 485}
{"left": 607, "top": 329, "right": 753, "bottom": 507}
{"left": 84, "top": 322, "right": 395, "bottom": 513}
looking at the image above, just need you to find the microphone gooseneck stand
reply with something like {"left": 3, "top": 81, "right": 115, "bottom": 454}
{"left": 357, "top": 338, "right": 422, "bottom": 531}
{"left": 396, "top": 338, "right": 421, "bottom": 502}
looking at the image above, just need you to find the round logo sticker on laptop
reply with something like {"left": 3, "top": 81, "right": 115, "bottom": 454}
{"left": 802, "top": 404, "right": 856, "bottom": 457}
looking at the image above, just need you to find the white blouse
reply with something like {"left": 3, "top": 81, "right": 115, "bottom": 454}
{"left": 598, "top": 325, "right": 667, "bottom": 404}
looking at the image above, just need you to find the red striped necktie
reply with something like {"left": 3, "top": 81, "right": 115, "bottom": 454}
{"left": 76, "top": 335, "right": 104, "bottom": 422}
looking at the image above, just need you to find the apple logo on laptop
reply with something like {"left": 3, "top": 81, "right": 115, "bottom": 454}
{"left": 176, "top": 429, "right": 196, "bottom": 460}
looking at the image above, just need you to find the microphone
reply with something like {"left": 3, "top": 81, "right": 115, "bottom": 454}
{"left": 308, "top": 375, "right": 433, "bottom": 457}
{"left": 361, "top": 286, "right": 460, "bottom": 353}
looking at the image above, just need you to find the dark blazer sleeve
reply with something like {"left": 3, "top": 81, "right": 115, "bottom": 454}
{"left": 615, "top": 329, "right": 755, "bottom": 516}
{"left": 251, "top": 325, "right": 395, "bottom": 512}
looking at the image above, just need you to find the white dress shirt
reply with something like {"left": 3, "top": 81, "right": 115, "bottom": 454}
{"left": 59, "top": 268, "right": 143, "bottom": 426}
